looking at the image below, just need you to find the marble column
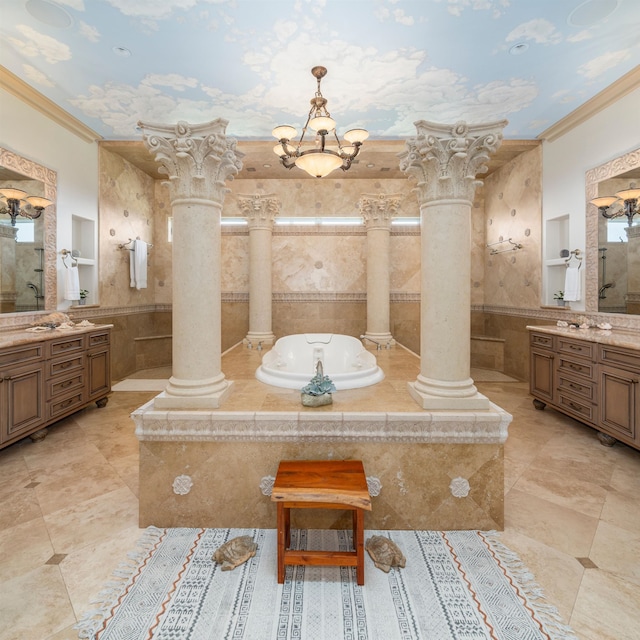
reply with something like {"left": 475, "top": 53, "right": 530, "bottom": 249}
{"left": 238, "top": 194, "right": 279, "bottom": 346}
{"left": 359, "top": 194, "right": 402, "bottom": 346}
{"left": 139, "top": 120, "right": 243, "bottom": 409}
{"left": 399, "top": 120, "right": 506, "bottom": 410}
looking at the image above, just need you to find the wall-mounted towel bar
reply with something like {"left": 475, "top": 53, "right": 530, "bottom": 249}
{"left": 486, "top": 238, "right": 523, "bottom": 255}
{"left": 60, "top": 248, "right": 79, "bottom": 267}
{"left": 118, "top": 236, "right": 153, "bottom": 251}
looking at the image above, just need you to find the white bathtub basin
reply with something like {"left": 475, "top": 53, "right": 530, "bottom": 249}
{"left": 255, "top": 333, "right": 384, "bottom": 390}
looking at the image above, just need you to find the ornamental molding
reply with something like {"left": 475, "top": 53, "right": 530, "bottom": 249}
{"left": 399, "top": 120, "right": 507, "bottom": 203}
{"left": 359, "top": 194, "right": 403, "bottom": 230}
{"left": 132, "top": 404, "right": 511, "bottom": 444}
{"left": 237, "top": 194, "right": 280, "bottom": 229}
{"left": 139, "top": 120, "right": 244, "bottom": 204}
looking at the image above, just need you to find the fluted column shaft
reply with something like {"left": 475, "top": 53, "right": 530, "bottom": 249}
{"left": 626, "top": 225, "right": 640, "bottom": 314}
{"left": 238, "top": 195, "right": 279, "bottom": 345}
{"left": 359, "top": 194, "right": 402, "bottom": 345}
{"left": 139, "top": 120, "right": 243, "bottom": 409}
{"left": 400, "top": 120, "right": 506, "bottom": 410}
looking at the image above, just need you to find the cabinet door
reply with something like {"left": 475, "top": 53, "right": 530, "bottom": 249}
{"left": 86, "top": 347, "right": 111, "bottom": 401}
{"left": 0, "top": 362, "right": 45, "bottom": 443}
{"left": 599, "top": 364, "right": 639, "bottom": 444}
{"left": 530, "top": 348, "right": 554, "bottom": 403}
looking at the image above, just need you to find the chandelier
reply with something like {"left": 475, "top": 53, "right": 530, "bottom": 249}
{"left": 0, "top": 187, "right": 52, "bottom": 226}
{"left": 272, "top": 66, "right": 369, "bottom": 178}
{"left": 590, "top": 186, "right": 640, "bottom": 227}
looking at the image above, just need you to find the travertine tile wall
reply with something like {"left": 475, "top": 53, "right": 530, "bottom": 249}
{"left": 95, "top": 145, "right": 540, "bottom": 380}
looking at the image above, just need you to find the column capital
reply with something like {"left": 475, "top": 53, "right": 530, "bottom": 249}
{"left": 238, "top": 194, "right": 280, "bottom": 230}
{"left": 358, "top": 194, "right": 402, "bottom": 230}
{"left": 399, "top": 119, "right": 507, "bottom": 203}
{"left": 138, "top": 119, "right": 244, "bottom": 204}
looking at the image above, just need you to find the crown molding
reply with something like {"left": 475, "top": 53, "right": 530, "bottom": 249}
{"left": 538, "top": 65, "right": 640, "bottom": 143}
{"left": 0, "top": 65, "right": 102, "bottom": 144}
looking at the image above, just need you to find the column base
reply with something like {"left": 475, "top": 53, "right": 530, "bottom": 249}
{"left": 407, "top": 376, "right": 491, "bottom": 410}
{"left": 363, "top": 332, "right": 395, "bottom": 348}
{"left": 244, "top": 333, "right": 275, "bottom": 348}
{"left": 154, "top": 376, "right": 234, "bottom": 409}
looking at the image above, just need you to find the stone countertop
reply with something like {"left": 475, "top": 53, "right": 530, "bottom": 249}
{"left": 527, "top": 325, "right": 640, "bottom": 351}
{"left": 0, "top": 323, "right": 113, "bottom": 350}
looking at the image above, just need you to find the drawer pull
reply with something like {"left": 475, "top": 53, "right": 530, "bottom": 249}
{"left": 569, "top": 364, "right": 584, "bottom": 372}
{"left": 569, "top": 382, "right": 582, "bottom": 391}
{"left": 569, "top": 345, "right": 583, "bottom": 351}
{"left": 59, "top": 362, "right": 72, "bottom": 369}
{"left": 61, "top": 380, "right": 73, "bottom": 388}
{"left": 568, "top": 401, "right": 583, "bottom": 412}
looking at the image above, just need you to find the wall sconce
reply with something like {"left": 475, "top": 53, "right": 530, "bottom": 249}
{"left": 590, "top": 186, "right": 640, "bottom": 227}
{"left": 0, "top": 188, "right": 52, "bottom": 227}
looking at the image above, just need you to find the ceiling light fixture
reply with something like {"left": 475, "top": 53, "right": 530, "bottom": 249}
{"left": 590, "top": 186, "right": 640, "bottom": 227}
{"left": 272, "top": 66, "right": 369, "bottom": 178}
{"left": 0, "top": 188, "right": 52, "bottom": 226}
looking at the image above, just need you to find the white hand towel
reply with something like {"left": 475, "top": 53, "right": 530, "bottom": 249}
{"left": 564, "top": 266, "right": 581, "bottom": 302}
{"left": 129, "top": 247, "right": 136, "bottom": 288}
{"left": 64, "top": 265, "right": 80, "bottom": 300}
{"left": 134, "top": 239, "right": 148, "bottom": 290}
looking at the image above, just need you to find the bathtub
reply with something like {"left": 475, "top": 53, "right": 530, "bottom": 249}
{"left": 255, "top": 333, "right": 385, "bottom": 390}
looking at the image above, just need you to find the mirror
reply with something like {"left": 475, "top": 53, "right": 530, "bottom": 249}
{"left": 0, "top": 147, "right": 56, "bottom": 313}
{"left": 585, "top": 147, "right": 640, "bottom": 316}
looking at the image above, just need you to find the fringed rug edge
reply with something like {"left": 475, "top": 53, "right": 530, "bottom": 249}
{"left": 74, "top": 525, "right": 166, "bottom": 640}
{"left": 480, "top": 531, "right": 579, "bottom": 640}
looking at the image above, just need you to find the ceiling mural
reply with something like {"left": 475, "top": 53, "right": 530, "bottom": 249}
{"left": 1, "top": 0, "right": 639, "bottom": 141}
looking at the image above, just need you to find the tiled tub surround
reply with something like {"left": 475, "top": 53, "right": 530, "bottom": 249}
{"left": 133, "top": 344, "right": 511, "bottom": 531}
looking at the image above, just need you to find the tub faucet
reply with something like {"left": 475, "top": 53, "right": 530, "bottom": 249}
{"left": 360, "top": 335, "right": 382, "bottom": 350}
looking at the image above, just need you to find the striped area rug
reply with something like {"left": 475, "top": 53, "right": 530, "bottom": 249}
{"left": 77, "top": 528, "right": 577, "bottom": 640}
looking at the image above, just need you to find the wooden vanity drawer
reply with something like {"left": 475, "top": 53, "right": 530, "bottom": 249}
{"left": 557, "top": 393, "right": 597, "bottom": 425}
{"left": 48, "top": 354, "right": 84, "bottom": 378}
{"left": 599, "top": 345, "right": 640, "bottom": 374}
{"left": 46, "top": 372, "right": 84, "bottom": 401}
{"left": 88, "top": 331, "right": 110, "bottom": 348}
{"left": 556, "top": 356, "right": 595, "bottom": 381}
{"left": 47, "top": 391, "right": 85, "bottom": 421}
{"left": 558, "top": 337, "right": 595, "bottom": 361}
{"left": 0, "top": 343, "right": 43, "bottom": 368}
{"left": 530, "top": 332, "right": 554, "bottom": 349}
{"left": 558, "top": 375, "right": 596, "bottom": 402}
{"left": 48, "top": 335, "right": 84, "bottom": 358}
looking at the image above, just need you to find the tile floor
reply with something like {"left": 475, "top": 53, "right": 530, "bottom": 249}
{"left": 1, "top": 366, "right": 639, "bottom": 639}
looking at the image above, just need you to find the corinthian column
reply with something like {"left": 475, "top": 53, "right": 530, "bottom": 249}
{"left": 139, "top": 120, "right": 243, "bottom": 409}
{"left": 399, "top": 120, "right": 506, "bottom": 410}
{"left": 238, "top": 194, "right": 279, "bottom": 346}
{"left": 359, "top": 194, "right": 402, "bottom": 346}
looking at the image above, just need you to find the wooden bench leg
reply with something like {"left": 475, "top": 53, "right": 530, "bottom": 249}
{"left": 277, "top": 503, "right": 286, "bottom": 583}
{"left": 355, "top": 507, "right": 365, "bottom": 586}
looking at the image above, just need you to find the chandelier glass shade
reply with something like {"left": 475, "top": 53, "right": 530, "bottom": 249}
{"left": 591, "top": 187, "right": 640, "bottom": 227}
{"left": 0, "top": 187, "right": 52, "bottom": 226}
{"left": 272, "top": 66, "right": 368, "bottom": 178}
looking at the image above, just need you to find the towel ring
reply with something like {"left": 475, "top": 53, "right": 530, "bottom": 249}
{"left": 564, "top": 249, "right": 583, "bottom": 269}
{"left": 61, "top": 248, "right": 78, "bottom": 267}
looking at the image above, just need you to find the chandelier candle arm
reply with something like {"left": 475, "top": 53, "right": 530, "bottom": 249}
{"left": 272, "top": 66, "right": 368, "bottom": 178}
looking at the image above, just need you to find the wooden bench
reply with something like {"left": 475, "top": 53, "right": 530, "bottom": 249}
{"left": 271, "top": 459, "right": 372, "bottom": 585}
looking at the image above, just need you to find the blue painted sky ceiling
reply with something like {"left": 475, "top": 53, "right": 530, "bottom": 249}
{"left": 1, "top": 0, "right": 639, "bottom": 141}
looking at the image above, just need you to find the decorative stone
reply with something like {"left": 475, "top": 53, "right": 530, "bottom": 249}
{"left": 213, "top": 535, "right": 257, "bottom": 571}
{"left": 366, "top": 476, "right": 382, "bottom": 497}
{"left": 449, "top": 477, "right": 470, "bottom": 498}
{"left": 259, "top": 475, "right": 275, "bottom": 496}
{"left": 172, "top": 474, "right": 193, "bottom": 495}
{"left": 366, "top": 535, "right": 406, "bottom": 573}
{"left": 301, "top": 393, "right": 332, "bottom": 407}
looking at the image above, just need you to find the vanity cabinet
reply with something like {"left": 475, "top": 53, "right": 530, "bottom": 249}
{"left": 529, "top": 327, "right": 640, "bottom": 451}
{"left": 0, "top": 327, "right": 111, "bottom": 449}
